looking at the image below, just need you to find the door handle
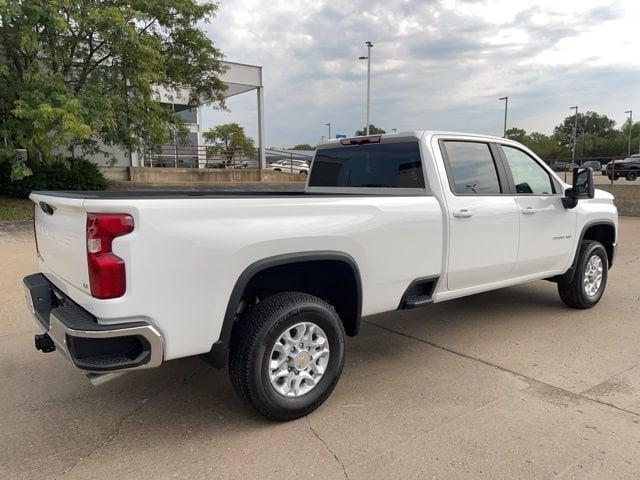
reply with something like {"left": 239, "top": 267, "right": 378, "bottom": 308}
{"left": 453, "top": 209, "right": 473, "bottom": 218}
{"left": 521, "top": 207, "right": 537, "bottom": 215}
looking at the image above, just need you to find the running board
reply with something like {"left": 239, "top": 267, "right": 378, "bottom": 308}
{"left": 398, "top": 276, "right": 439, "bottom": 310}
{"left": 402, "top": 294, "right": 433, "bottom": 309}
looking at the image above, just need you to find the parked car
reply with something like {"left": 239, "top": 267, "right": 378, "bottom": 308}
{"left": 582, "top": 160, "right": 601, "bottom": 171}
{"left": 552, "top": 162, "right": 578, "bottom": 172}
{"left": 606, "top": 155, "right": 640, "bottom": 181}
{"left": 24, "top": 131, "right": 617, "bottom": 421}
{"left": 268, "top": 159, "right": 309, "bottom": 175}
{"left": 234, "top": 159, "right": 259, "bottom": 169}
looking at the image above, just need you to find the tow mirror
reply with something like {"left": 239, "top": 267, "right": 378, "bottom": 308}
{"left": 562, "top": 167, "right": 594, "bottom": 209}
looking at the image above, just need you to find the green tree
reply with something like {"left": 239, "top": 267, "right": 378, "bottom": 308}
{"left": 355, "top": 124, "right": 386, "bottom": 136}
{"left": 290, "top": 144, "right": 315, "bottom": 151}
{"left": 506, "top": 128, "right": 568, "bottom": 162}
{"left": 505, "top": 127, "right": 528, "bottom": 144}
{"left": 0, "top": 0, "right": 227, "bottom": 164}
{"left": 204, "top": 123, "right": 255, "bottom": 163}
{"left": 553, "top": 111, "right": 617, "bottom": 152}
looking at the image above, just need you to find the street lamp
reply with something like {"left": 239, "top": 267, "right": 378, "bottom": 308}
{"left": 625, "top": 110, "right": 633, "bottom": 156}
{"left": 570, "top": 106, "right": 578, "bottom": 164}
{"left": 499, "top": 96, "right": 508, "bottom": 137}
{"left": 325, "top": 122, "right": 331, "bottom": 140}
{"left": 358, "top": 41, "right": 373, "bottom": 135}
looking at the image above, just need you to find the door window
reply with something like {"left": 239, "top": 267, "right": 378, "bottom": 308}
{"left": 502, "top": 146, "right": 554, "bottom": 195}
{"left": 441, "top": 141, "right": 502, "bottom": 195}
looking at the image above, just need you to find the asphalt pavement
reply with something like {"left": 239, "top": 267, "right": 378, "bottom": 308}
{"left": 1, "top": 217, "right": 639, "bottom": 479}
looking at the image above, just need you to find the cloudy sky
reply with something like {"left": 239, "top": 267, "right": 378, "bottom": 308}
{"left": 201, "top": 0, "right": 640, "bottom": 147}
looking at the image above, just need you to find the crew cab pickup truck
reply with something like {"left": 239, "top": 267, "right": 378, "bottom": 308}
{"left": 606, "top": 154, "right": 640, "bottom": 181}
{"left": 23, "top": 131, "right": 618, "bottom": 421}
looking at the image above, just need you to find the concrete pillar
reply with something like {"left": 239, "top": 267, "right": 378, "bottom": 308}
{"left": 257, "top": 86, "right": 266, "bottom": 169}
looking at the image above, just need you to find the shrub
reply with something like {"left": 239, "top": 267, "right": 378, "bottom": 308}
{"left": 0, "top": 157, "right": 109, "bottom": 198}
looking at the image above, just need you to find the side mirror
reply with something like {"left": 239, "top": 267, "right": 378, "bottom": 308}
{"left": 562, "top": 167, "right": 594, "bottom": 209}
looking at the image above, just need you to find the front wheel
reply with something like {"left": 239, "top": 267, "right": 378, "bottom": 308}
{"left": 229, "top": 292, "right": 345, "bottom": 421}
{"left": 626, "top": 171, "right": 637, "bottom": 181}
{"left": 557, "top": 240, "right": 608, "bottom": 309}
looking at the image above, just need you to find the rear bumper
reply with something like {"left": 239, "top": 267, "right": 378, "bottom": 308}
{"left": 23, "top": 273, "right": 163, "bottom": 373}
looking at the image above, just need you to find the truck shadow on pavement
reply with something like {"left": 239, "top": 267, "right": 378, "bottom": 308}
{"left": 96, "top": 280, "right": 566, "bottom": 425}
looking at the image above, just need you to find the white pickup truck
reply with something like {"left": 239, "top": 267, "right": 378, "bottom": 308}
{"left": 24, "top": 131, "right": 618, "bottom": 420}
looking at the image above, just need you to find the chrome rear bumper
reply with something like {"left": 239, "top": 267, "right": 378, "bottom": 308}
{"left": 23, "top": 273, "right": 163, "bottom": 374}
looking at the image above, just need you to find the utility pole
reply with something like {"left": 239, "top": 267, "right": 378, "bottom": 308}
{"left": 325, "top": 122, "right": 331, "bottom": 140}
{"left": 499, "top": 96, "right": 508, "bottom": 137}
{"left": 359, "top": 41, "right": 373, "bottom": 135}
{"left": 625, "top": 110, "right": 633, "bottom": 156}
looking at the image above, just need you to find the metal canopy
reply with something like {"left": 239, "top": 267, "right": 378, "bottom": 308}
{"left": 220, "top": 61, "right": 265, "bottom": 168}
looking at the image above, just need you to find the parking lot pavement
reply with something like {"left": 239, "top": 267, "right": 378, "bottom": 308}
{"left": 1, "top": 218, "right": 639, "bottom": 480}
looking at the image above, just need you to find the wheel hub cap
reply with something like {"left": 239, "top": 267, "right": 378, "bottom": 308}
{"left": 583, "top": 254, "right": 603, "bottom": 297}
{"left": 268, "top": 321, "right": 330, "bottom": 397}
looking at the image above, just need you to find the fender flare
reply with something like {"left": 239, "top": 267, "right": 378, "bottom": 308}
{"left": 204, "top": 251, "right": 362, "bottom": 368}
{"left": 563, "top": 220, "right": 616, "bottom": 283}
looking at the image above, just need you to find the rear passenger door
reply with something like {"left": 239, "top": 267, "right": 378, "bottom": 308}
{"left": 497, "top": 144, "right": 577, "bottom": 276}
{"left": 439, "top": 140, "right": 520, "bottom": 291}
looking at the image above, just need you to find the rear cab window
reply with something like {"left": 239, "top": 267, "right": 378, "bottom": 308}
{"left": 308, "top": 140, "right": 426, "bottom": 192}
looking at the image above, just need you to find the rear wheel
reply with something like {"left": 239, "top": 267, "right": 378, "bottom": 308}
{"left": 229, "top": 292, "right": 345, "bottom": 421}
{"left": 557, "top": 240, "right": 608, "bottom": 309}
{"left": 626, "top": 171, "right": 637, "bottom": 181}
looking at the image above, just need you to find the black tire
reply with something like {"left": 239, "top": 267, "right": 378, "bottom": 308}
{"left": 626, "top": 171, "right": 637, "bottom": 181}
{"left": 557, "top": 240, "right": 608, "bottom": 309}
{"left": 228, "top": 292, "right": 346, "bottom": 421}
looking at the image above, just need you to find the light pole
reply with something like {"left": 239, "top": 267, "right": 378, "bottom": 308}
{"left": 570, "top": 106, "right": 578, "bottom": 164}
{"left": 499, "top": 96, "right": 508, "bottom": 137}
{"left": 326, "top": 122, "right": 331, "bottom": 139}
{"left": 625, "top": 110, "right": 633, "bottom": 156}
{"left": 359, "top": 41, "right": 373, "bottom": 135}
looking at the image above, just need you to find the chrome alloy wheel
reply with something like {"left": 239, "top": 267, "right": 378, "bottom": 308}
{"left": 583, "top": 254, "right": 604, "bottom": 297}
{"left": 268, "top": 322, "right": 330, "bottom": 397}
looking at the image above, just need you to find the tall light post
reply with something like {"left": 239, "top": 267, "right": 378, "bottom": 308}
{"left": 570, "top": 106, "right": 578, "bottom": 164}
{"left": 325, "top": 122, "right": 331, "bottom": 140}
{"left": 499, "top": 96, "right": 508, "bottom": 137}
{"left": 358, "top": 41, "right": 373, "bottom": 135}
{"left": 625, "top": 110, "right": 633, "bottom": 156}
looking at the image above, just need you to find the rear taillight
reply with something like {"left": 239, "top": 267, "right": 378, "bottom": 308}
{"left": 86, "top": 213, "right": 134, "bottom": 299}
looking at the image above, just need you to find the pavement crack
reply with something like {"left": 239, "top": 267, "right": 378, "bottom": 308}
{"left": 365, "top": 320, "right": 640, "bottom": 418}
{"left": 59, "top": 370, "right": 200, "bottom": 478}
{"left": 306, "top": 415, "right": 349, "bottom": 480}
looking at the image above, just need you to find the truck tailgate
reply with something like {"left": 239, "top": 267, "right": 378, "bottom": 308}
{"left": 31, "top": 193, "right": 90, "bottom": 294}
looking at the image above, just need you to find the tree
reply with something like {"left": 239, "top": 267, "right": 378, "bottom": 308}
{"left": 505, "top": 128, "right": 568, "bottom": 162}
{"left": 355, "top": 124, "right": 386, "bottom": 136}
{"left": 0, "top": 0, "right": 227, "bottom": 164}
{"left": 204, "top": 123, "right": 254, "bottom": 163}
{"left": 553, "top": 111, "right": 617, "bottom": 152}
{"left": 290, "top": 144, "right": 315, "bottom": 151}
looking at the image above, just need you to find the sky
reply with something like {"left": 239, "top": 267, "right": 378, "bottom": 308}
{"left": 200, "top": 0, "right": 640, "bottom": 148}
